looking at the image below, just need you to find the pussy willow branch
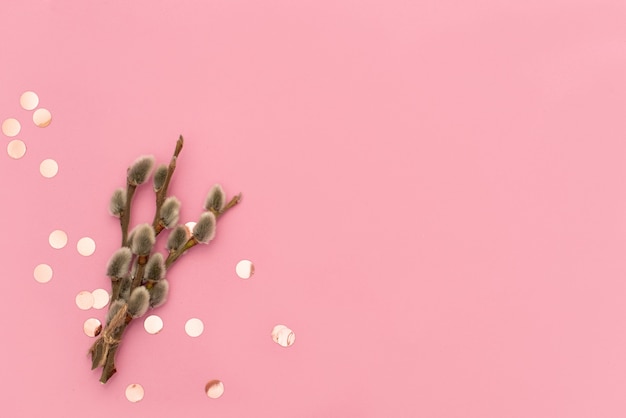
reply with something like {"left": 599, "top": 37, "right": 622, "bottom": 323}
{"left": 93, "top": 137, "right": 241, "bottom": 384}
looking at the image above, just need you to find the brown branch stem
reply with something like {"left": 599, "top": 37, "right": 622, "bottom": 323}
{"left": 152, "top": 136, "right": 184, "bottom": 235}
{"left": 120, "top": 184, "right": 137, "bottom": 247}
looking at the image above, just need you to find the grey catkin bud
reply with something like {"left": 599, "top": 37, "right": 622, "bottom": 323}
{"left": 109, "top": 188, "right": 126, "bottom": 217}
{"left": 127, "top": 155, "right": 155, "bottom": 186}
{"left": 149, "top": 279, "right": 169, "bottom": 308}
{"left": 119, "top": 276, "right": 132, "bottom": 301}
{"left": 167, "top": 225, "right": 188, "bottom": 251}
{"left": 130, "top": 224, "right": 155, "bottom": 255}
{"left": 128, "top": 287, "right": 150, "bottom": 318}
{"left": 193, "top": 212, "right": 216, "bottom": 243}
{"left": 106, "top": 300, "right": 127, "bottom": 325}
{"left": 144, "top": 253, "right": 165, "bottom": 281}
{"left": 159, "top": 197, "right": 181, "bottom": 228}
{"left": 106, "top": 248, "right": 132, "bottom": 279}
{"left": 204, "top": 184, "right": 226, "bottom": 213}
{"left": 153, "top": 164, "right": 168, "bottom": 191}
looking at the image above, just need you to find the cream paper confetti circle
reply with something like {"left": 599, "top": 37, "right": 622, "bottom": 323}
{"left": 1, "top": 118, "right": 21, "bottom": 137}
{"left": 33, "top": 108, "right": 52, "bottom": 127}
{"left": 20, "top": 91, "right": 39, "bottom": 110}
{"left": 7, "top": 139, "right": 26, "bottom": 159}
{"left": 40, "top": 158, "right": 59, "bottom": 178}
{"left": 33, "top": 264, "right": 53, "bottom": 283}
{"left": 48, "top": 229, "right": 68, "bottom": 249}
{"left": 185, "top": 318, "right": 204, "bottom": 337}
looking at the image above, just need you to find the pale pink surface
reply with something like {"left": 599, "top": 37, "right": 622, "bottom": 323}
{"left": 2, "top": 0, "right": 626, "bottom": 417}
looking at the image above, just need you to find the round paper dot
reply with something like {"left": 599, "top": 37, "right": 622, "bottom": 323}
{"left": 33, "top": 108, "right": 52, "bottom": 127}
{"left": 184, "top": 221, "right": 196, "bottom": 234}
{"left": 205, "top": 380, "right": 225, "bottom": 399}
{"left": 91, "top": 288, "right": 109, "bottom": 309}
{"left": 7, "top": 139, "right": 26, "bottom": 159}
{"left": 20, "top": 91, "right": 39, "bottom": 110}
{"left": 83, "top": 318, "right": 102, "bottom": 337}
{"left": 235, "top": 259, "right": 254, "bottom": 279}
{"left": 2, "top": 118, "right": 21, "bottom": 137}
{"left": 77, "top": 237, "right": 96, "bottom": 256}
{"left": 75, "top": 291, "right": 94, "bottom": 310}
{"left": 48, "top": 229, "right": 68, "bottom": 249}
{"left": 33, "top": 264, "right": 53, "bottom": 283}
{"left": 125, "top": 384, "right": 144, "bottom": 403}
{"left": 271, "top": 325, "right": 296, "bottom": 347}
{"left": 40, "top": 158, "right": 59, "bottom": 178}
{"left": 144, "top": 315, "right": 164, "bottom": 334}
{"left": 185, "top": 318, "right": 204, "bottom": 337}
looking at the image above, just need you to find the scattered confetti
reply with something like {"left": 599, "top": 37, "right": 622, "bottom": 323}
{"left": 48, "top": 229, "right": 68, "bottom": 249}
{"left": 184, "top": 318, "right": 204, "bottom": 337}
{"left": 7, "top": 139, "right": 26, "bottom": 159}
{"left": 125, "top": 384, "right": 144, "bottom": 402}
{"left": 184, "top": 221, "right": 196, "bottom": 234}
{"left": 271, "top": 324, "right": 296, "bottom": 347}
{"left": 83, "top": 318, "right": 102, "bottom": 337}
{"left": 205, "top": 380, "right": 225, "bottom": 399}
{"left": 33, "top": 108, "right": 52, "bottom": 127}
{"left": 235, "top": 259, "right": 254, "bottom": 279}
{"left": 77, "top": 237, "right": 96, "bottom": 256}
{"left": 1, "top": 118, "right": 21, "bottom": 137}
{"left": 20, "top": 91, "right": 39, "bottom": 110}
{"left": 40, "top": 158, "right": 59, "bottom": 178}
{"left": 144, "top": 315, "right": 164, "bottom": 334}
{"left": 75, "top": 291, "right": 94, "bottom": 310}
{"left": 91, "top": 289, "right": 109, "bottom": 309}
{"left": 33, "top": 263, "right": 53, "bottom": 283}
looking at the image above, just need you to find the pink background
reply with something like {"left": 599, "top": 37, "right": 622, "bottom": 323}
{"left": 2, "top": 0, "right": 626, "bottom": 416}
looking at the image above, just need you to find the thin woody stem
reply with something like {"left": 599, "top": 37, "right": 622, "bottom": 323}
{"left": 152, "top": 136, "right": 184, "bottom": 235}
{"left": 120, "top": 184, "right": 137, "bottom": 247}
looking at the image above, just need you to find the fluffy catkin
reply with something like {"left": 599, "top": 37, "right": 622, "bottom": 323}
{"left": 106, "top": 248, "right": 132, "bottom": 279}
{"left": 130, "top": 224, "right": 155, "bottom": 255}
{"left": 128, "top": 287, "right": 150, "bottom": 318}
{"left": 159, "top": 197, "right": 181, "bottom": 228}
{"left": 149, "top": 280, "right": 169, "bottom": 308}
{"left": 144, "top": 253, "right": 165, "bottom": 281}
{"left": 127, "top": 155, "right": 155, "bottom": 186}
{"left": 153, "top": 164, "right": 168, "bottom": 191}
{"left": 109, "top": 188, "right": 126, "bottom": 217}
{"left": 193, "top": 212, "right": 216, "bottom": 243}
{"left": 204, "top": 184, "right": 226, "bottom": 213}
{"left": 167, "top": 225, "right": 188, "bottom": 251}
{"left": 119, "top": 276, "right": 132, "bottom": 301}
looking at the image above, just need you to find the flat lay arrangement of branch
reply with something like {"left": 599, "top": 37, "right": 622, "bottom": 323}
{"left": 88, "top": 136, "right": 241, "bottom": 384}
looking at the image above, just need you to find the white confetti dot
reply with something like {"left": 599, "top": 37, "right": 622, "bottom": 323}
{"left": 33, "top": 263, "right": 53, "bottom": 283}
{"left": 235, "top": 259, "right": 254, "bottom": 279}
{"left": 91, "top": 289, "right": 109, "bottom": 309}
{"left": 83, "top": 318, "right": 102, "bottom": 337}
{"left": 20, "top": 91, "right": 39, "bottom": 110}
{"left": 2, "top": 118, "right": 21, "bottom": 137}
{"left": 271, "top": 324, "right": 296, "bottom": 347}
{"left": 48, "top": 229, "right": 67, "bottom": 249}
{"left": 144, "top": 315, "right": 164, "bottom": 334}
{"left": 33, "top": 108, "right": 52, "bottom": 127}
{"left": 40, "top": 158, "right": 59, "bottom": 178}
{"left": 205, "top": 380, "right": 225, "bottom": 399}
{"left": 77, "top": 237, "right": 96, "bottom": 256}
{"left": 75, "top": 291, "right": 94, "bottom": 310}
{"left": 7, "top": 139, "right": 26, "bottom": 159}
{"left": 185, "top": 318, "right": 204, "bottom": 337}
{"left": 125, "top": 384, "right": 144, "bottom": 402}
